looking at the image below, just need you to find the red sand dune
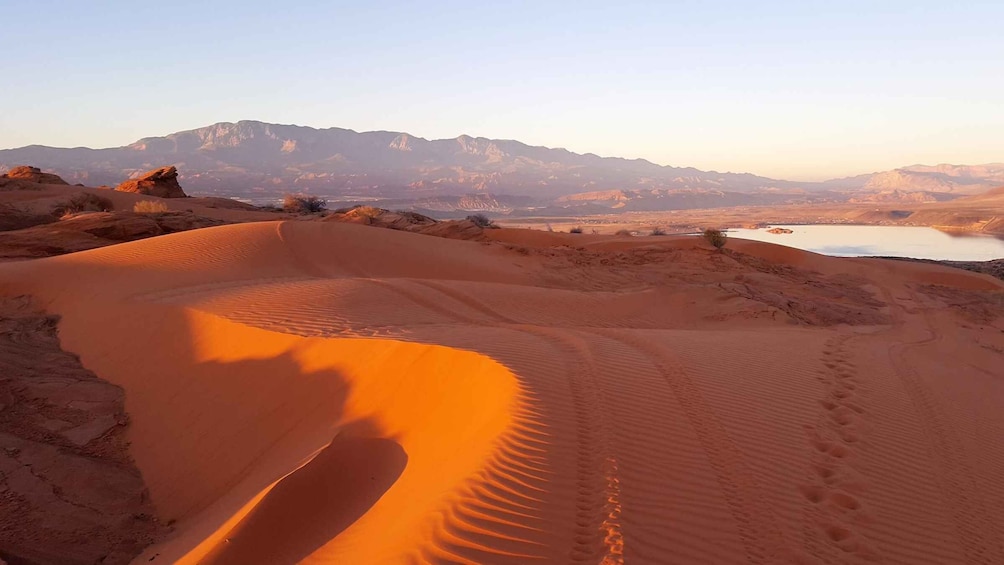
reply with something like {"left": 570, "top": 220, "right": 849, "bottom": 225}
{"left": 1, "top": 221, "right": 1003, "bottom": 564}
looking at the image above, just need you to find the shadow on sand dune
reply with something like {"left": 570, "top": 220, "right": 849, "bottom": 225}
{"left": 203, "top": 435, "right": 407, "bottom": 565}
{"left": 0, "top": 288, "right": 409, "bottom": 564}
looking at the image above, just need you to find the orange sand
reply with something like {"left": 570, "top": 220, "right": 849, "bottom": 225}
{"left": 1, "top": 221, "right": 1003, "bottom": 564}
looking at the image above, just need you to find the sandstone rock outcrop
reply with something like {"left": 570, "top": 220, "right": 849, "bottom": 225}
{"left": 0, "top": 211, "right": 224, "bottom": 259}
{"left": 325, "top": 206, "right": 437, "bottom": 229}
{"left": 0, "top": 205, "right": 57, "bottom": 232}
{"left": 0, "top": 296, "right": 165, "bottom": 564}
{"left": 115, "top": 166, "right": 187, "bottom": 198}
{"left": 1, "top": 165, "right": 68, "bottom": 185}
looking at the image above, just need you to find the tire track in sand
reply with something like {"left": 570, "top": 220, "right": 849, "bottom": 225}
{"left": 410, "top": 279, "right": 625, "bottom": 563}
{"left": 411, "top": 280, "right": 794, "bottom": 563}
{"left": 363, "top": 279, "right": 487, "bottom": 325}
{"left": 584, "top": 327, "right": 789, "bottom": 564}
{"left": 348, "top": 277, "right": 625, "bottom": 562}
{"left": 410, "top": 279, "right": 521, "bottom": 325}
{"left": 883, "top": 287, "right": 1004, "bottom": 565}
{"left": 517, "top": 326, "right": 625, "bottom": 564}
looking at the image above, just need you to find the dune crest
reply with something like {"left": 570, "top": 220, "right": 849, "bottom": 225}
{"left": 17, "top": 298, "right": 527, "bottom": 563}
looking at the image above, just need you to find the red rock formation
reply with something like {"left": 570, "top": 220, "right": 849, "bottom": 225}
{"left": 115, "top": 166, "right": 187, "bottom": 198}
{"left": 0, "top": 297, "right": 165, "bottom": 563}
{"left": 1, "top": 165, "right": 68, "bottom": 185}
{"left": 0, "top": 211, "right": 225, "bottom": 259}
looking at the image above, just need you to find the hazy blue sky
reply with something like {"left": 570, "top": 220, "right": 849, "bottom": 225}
{"left": 2, "top": 0, "right": 1002, "bottom": 180}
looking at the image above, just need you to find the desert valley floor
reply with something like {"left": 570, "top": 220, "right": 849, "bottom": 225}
{"left": 2, "top": 220, "right": 1003, "bottom": 564}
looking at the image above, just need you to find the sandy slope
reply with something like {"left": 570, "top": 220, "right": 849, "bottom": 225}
{"left": 1, "top": 221, "right": 1003, "bottom": 564}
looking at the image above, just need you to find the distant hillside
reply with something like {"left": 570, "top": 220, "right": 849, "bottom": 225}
{"left": 956, "top": 185, "right": 1004, "bottom": 203}
{"left": 549, "top": 188, "right": 844, "bottom": 212}
{"left": 1, "top": 121, "right": 1001, "bottom": 213}
{"left": 824, "top": 164, "right": 1004, "bottom": 195}
{"left": 0, "top": 120, "right": 799, "bottom": 201}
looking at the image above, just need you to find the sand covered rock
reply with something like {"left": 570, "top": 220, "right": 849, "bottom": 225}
{"left": 323, "top": 205, "right": 485, "bottom": 240}
{"left": 1, "top": 165, "right": 68, "bottom": 185}
{"left": 324, "top": 205, "right": 437, "bottom": 228}
{"left": 115, "top": 166, "right": 187, "bottom": 198}
{"left": 417, "top": 218, "right": 485, "bottom": 239}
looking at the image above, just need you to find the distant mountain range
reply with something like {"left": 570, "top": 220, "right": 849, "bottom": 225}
{"left": 1, "top": 120, "right": 1001, "bottom": 213}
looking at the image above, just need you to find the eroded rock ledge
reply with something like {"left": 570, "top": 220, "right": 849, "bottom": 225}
{"left": 0, "top": 296, "right": 163, "bottom": 565}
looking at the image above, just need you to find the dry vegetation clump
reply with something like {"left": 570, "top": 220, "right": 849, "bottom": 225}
{"left": 466, "top": 213, "right": 498, "bottom": 229}
{"left": 703, "top": 228, "right": 728, "bottom": 251}
{"left": 569, "top": 226, "right": 583, "bottom": 234}
{"left": 650, "top": 227, "right": 666, "bottom": 236}
{"left": 283, "top": 194, "right": 327, "bottom": 214}
{"left": 133, "top": 200, "right": 169, "bottom": 213}
{"left": 52, "top": 193, "right": 114, "bottom": 217}
{"left": 615, "top": 229, "right": 634, "bottom": 236}
{"left": 331, "top": 205, "right": 383, "bottom": 218}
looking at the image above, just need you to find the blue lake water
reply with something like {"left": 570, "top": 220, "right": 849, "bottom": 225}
{"left": 726, "top": 225, "right": 1004, "bottom": 261}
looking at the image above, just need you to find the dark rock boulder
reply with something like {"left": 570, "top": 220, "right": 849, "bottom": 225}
{"left": 0, "top": 205, "right": 58, "bottom": 232}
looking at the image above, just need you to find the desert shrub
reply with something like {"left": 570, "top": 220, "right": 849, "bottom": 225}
{"left": 650, "top": 227, "right": 666, "bottom": 236}
{"left": 569, "top": 226, "right": 583, "bottom": 234}
{"left": 466, "top": 213, "right": 497, "bottom": 229}
{"left": 283, "top": 194, "right": 327, "bottom": 214}
{"left": 703, "top": 228, "right": 728, "bottom": 251}
{"left": 615, "top": 229, "right": 634, "bottom": 236}
{"left": 52, "top": 192, "right": 113, "bottom": 216}
{"left": 133, "top": 200, "right": 169, "bottom": 213}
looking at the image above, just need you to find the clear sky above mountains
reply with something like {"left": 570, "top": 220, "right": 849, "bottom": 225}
{"left": 2, "top": 0, "right": 1002, "bottom": 180}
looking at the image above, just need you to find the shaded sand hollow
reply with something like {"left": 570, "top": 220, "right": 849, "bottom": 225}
{"left": 1, "top": 220, "right": 1003, "bottom": 564}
